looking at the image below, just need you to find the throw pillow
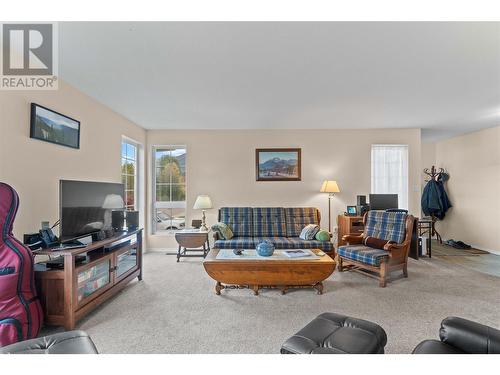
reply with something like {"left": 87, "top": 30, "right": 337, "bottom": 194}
{"left": 315, "top": 230, "right": 330, "bottom": 241}
{"left": 211, "top": 222, "right": 234, "bottom": 240}
{"left": 363, "top": 236, "right": 395, "bottom": 250}
{"left": 299, "top": 224, "right": 320, "bottom": 240}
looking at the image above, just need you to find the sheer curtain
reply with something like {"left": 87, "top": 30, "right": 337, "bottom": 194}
{"left": 371, "top": 145, "right": 409, "bottom": 210}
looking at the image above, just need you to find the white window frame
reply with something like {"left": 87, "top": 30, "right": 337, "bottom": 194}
{"left": 371, "top": 144, "right": 409, "bottom": 210}
{"left": 152, "top": 145, "right": 187, "bottom": 234}
{"left": 121, "top": 138, "right": 139, "bottom": 211}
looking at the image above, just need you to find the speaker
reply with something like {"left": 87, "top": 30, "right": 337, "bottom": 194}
{"left": 126, "top": 211, "right": 139, "bottom": 231}
{"left": 357, "top": 195, "right": 367, "bottom": 206}
{"left": 112, "top": 210, "right": 126, "bottom": 231}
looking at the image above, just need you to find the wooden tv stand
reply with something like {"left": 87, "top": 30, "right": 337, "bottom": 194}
{"left": 34, "top": 229, "right": 143, "bottom": 330}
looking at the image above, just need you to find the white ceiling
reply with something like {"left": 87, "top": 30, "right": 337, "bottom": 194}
{"left": 59, "top": 22, "right": 500, "bottom": 142}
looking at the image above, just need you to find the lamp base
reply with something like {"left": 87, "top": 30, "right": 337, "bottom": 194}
{"left": 201, "top": 210, "right": 208, "bottom": 232}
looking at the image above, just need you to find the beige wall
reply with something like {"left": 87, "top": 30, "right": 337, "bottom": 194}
{"left": 434, "top": 126, "right": 500, "bottom": 253}
{"left": 147, "top": 129, "right": 421, "bottom": 249}
{"left": 0, "top": 81, "right": 147, "bottom": 244}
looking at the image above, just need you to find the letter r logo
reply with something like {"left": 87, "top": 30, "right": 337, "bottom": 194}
{"left": 2, "top": 24, "right": 53, "bottom": 76}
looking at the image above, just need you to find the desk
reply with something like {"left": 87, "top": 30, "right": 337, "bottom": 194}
{"left": 174, "top": 229, "right": 210, "bottom": 262}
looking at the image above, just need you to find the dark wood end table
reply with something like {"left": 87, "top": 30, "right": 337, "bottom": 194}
{"left": 174, "top": 230, "right": 210, "bottom": 262}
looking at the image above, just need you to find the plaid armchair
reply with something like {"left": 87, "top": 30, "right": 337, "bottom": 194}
{"left": 337, "top": 211, "right": 415, "bottom": 287}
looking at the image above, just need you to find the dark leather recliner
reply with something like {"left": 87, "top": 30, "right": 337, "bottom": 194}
{"left": 412, "top": 317, "right": 500, "bottom": 354}
{"left": 0, "top": 330, "right": 98, "bottom": 354}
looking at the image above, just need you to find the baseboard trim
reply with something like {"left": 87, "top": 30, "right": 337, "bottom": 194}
{"left": 472, "top": 245, "right": 500, "bottom": 256}
{"left": 147, "top": 248, "right": 178, "bottom": 254}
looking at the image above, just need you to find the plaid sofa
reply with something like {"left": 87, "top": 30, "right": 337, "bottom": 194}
{"left": 337, "top": 211, "right": 407, "bottom": 266}
{"left": 214, "top": 207, "right": 333, "bottom": 252}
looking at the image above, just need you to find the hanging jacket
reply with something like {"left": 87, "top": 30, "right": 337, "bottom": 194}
{"left": 421, "top": 178, "right": 452, "bottom": 220}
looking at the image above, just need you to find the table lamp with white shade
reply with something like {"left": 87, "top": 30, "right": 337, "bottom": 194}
{"left": 320, "top": 180, "right": 340, "bottom": 233}
{"left": 102, "top": 194, "right": 125, "bottom": 233}
{"left": 193, "top": 195, "right": 213, "bottom": 231}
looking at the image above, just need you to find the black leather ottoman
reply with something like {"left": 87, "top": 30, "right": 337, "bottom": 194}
{"left": 281, "top": 313, "right": 387, "bottom": 354}
{"left": 0, "top": 330, "right": 98, "bottom": 354}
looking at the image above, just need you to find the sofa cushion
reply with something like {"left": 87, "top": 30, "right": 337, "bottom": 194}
{"left": 219, "top": 207, "right": 253, "bottom": 237}
{"left": 287, "top": 237, "right": 334, "bottom": 251}
{"left": 299, "top": 224, "right": 320, "bottom": 240}
{"left": 252, "top": 207, "right": 287, "bottom": 237}
{"left": 254, "top": 237, "right": 334, "bottom": 252}
{"left": 363, "top": 236, "right": 393, "bottom": 250}
{"left": 284, "top": 207, "right": 320, "bottom": 237}
{"left": 337, "top": 245, "right": 389, "bottom": 266}
{"left": 364, "top": 210, "right": 407, "bottom": 244}
{"left": 315, "top": 230, "right": 330, "bottom": 241}
{"left": 214, "top": 237, "right": 256, "bottom": 249}
{"left": 211, "top": 222, "right": 233, "bottom": 240}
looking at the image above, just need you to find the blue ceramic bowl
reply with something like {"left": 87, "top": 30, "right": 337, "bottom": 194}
{"left": 256, "top": 240, "right": 275, "bottom": 257}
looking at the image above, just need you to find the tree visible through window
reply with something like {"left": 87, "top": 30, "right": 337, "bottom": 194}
{"left": 121, "top": 141, "right": 137, "bottom": 210}
{"left": 153, "top": 146, "right": 186, "bottom": 232}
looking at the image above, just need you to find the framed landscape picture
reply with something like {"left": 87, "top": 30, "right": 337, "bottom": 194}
{"left": 30, "top": 103, "right": 80, "bottom": 149}
{"left": 256, "top": 148, "right": 301, "bottom": 181}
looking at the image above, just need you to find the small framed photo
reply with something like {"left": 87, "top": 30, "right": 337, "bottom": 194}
{"left": 30, "top": 103, "right": 80, "bottom": 149}
{"left": 256, "top": 148, "right": 301, "bottom": 181}
{"left": 346, "top": 206, "right": 357, "bottom": 216}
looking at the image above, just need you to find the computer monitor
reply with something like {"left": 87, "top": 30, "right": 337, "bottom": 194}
{"left": 369, "top": 194, "right": 398, "bottom": 210}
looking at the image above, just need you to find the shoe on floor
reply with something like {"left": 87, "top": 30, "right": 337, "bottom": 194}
{"left": 445, "top": 239, "right": 463, "bottom": 249}
{"left": 445, "top": 239, "right": 459, "bottom": 248}
{"left": 455, "top": 241, "right": 472, "bottom": 249}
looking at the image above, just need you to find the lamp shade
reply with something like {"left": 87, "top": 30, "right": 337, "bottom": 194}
{"left": 320, "top": 180, "right": 340, "bottom": 193}
{"left": 102, "top": 194, "right": 125, "bottom": 209}
{"left": 193, "top": 195, "right": 213, "bottom": 210}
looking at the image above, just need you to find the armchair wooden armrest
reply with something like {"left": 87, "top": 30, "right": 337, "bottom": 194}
{"left": 384, "top": 240, "right": 410, "bottom": 261}
{"left": 342, "top": 234, "right": 363, "bottom": 245}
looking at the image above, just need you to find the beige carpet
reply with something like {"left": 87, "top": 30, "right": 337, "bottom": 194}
{"left": 42, "top": 251, "right": 500, "bottom": 354}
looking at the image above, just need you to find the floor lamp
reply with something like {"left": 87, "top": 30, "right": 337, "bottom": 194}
{"left": 320, "top": 180, "right": 340, "bottom": 233}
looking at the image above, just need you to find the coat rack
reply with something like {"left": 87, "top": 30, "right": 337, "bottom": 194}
{"left": 423, "top": 165, "right": 445, "bottom": 182}
{"left": 421, "top": 165, "right": 448, "bottom": 246}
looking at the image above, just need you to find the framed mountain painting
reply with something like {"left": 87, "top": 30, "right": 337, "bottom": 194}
{"left": 30, "top": 103, "right": 81, "bottom": 149}
{"left": 255, "top": 148, "right": 301, "bottom": 181}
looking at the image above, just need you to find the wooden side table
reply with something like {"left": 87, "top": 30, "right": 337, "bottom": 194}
{"left": 337, "top": 215, "right": 365, "bottom": 247}
{"left": 174, "top": 230, "right": 210, "bottom": 262}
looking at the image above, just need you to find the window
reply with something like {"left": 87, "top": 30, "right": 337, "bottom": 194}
{"left": 121, "top": 140, "right": 138, "bottom": 210}
{"left": 153, "top": 146, "right": 186, "bottom": 233}
{"left": 371, "top": 145, "right": 409, "bottom": 210}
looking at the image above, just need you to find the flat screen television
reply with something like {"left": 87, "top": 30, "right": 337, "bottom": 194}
{"left": 60, "top": 180, "right": 125, "bottom": 242}
{"left": 369, "top": 194, "right": 398, "bottom": 210}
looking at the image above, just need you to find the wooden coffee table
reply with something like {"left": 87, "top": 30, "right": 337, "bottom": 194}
{"left": 203, "top": 249, "right": 336, "bottom": 295}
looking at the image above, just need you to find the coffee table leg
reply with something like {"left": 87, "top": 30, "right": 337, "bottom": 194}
{"left": 215, "top": 282, "right": 222, "bottom": 295}
{"left": 314, "top": 282, "right": 324, "bottom": 295}
{"left": 252, "top": 285, "right": 259, "bottom": 296}
{"left": 281, "top": 286, "right": 288, "bottom": 295}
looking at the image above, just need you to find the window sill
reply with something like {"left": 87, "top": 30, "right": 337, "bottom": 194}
{"left": 150, "top": 231, "right": 181, "bottom": 236}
